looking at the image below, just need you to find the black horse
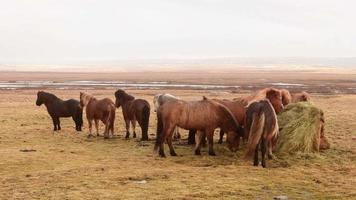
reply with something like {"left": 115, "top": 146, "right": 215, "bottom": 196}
{"left": 36, "top": 91, "right": 83, "bottom": 131}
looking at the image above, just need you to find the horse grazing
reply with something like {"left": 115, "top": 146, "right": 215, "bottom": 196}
{"left": 153, "top": 93, "right": 181, "bottom": 139}
{"left": 280, "top": 89, "right": 292, "bottom": 106}
{"left": 291, "top": 91, "right": 310, "bottom": 103}
{"left": 114, "top": 89, "right": 150, "bottom": 141}
{"left": 243, "top": 88, "right": 284, "bottom": 114}
{"left": 80, "top": 92, "right": 115, "bottom": 138}
{"left": 213, "top": 99, "right": 246, "bottom": 147}
{"left": 154, "top": 97, "right": 240, "bottom": 157}
{"left": 36, "top": 91, "right": 83, "bottom": 131}
{"left": 244, "top": 99, "right": 279, "bottom": 168}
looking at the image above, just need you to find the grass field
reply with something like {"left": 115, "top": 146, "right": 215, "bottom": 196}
{"left": 0, "top": 88, "right": 355, "bottom": 199}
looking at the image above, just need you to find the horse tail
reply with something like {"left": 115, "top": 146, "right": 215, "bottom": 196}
{"left": 109, "top": 106, "right": 115, "bottom": 133}
{"left": 141, "top": 103, "right": 150, "bottom": 140}
{"left": 76, "top": 104, "right": 83, "bottom": 130}
{"left": 105, "top": 105, "right": 115, "bottom": 137}
{"left": 244, "top": 110, "right": 265, "bottom": 159}
{"left": 154, "top": 109, "right": 163, "bottom": 151}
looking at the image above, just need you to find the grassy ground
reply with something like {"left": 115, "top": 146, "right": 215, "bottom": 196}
{"left": 0, "top": 89, "right": 355, "bottom": 199}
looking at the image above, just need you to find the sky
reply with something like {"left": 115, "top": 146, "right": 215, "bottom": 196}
{"left": 0, "top": 0, "right": 356, "bottom": 65}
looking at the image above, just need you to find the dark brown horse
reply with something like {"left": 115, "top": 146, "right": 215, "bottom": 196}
{"left": 154, "top": 97, "right": 240, "bottom": 157}
{"left": 36, "top": 91, "right": 83, "bottom": 131}
{"left": 114, "top": 89, "right": 150, "bottom": 141}
{"left": 244, "top": 99, "right": 279, "bottom": 168}
{"left": 80, "top": 92, "right": 115, "bottom": 138}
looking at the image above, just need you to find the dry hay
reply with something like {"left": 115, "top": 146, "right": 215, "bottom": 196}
{"left": 276, "top": 102, "right": 330, "bottom": 154}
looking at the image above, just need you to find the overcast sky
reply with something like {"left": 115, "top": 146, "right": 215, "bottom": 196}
{"left": 0, "top": 0, "right": 355, "bottom": 65}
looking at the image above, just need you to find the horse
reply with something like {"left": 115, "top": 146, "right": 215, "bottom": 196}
{"left": 280, "top": 89, "right": 292, "bottom": 106}
{"left": 36, "top": 91, "right": 83, "bottom": 131}
{"left": 153, "top": 93, "right": 182, "bottom": 139}
{"left": 79, "top": 92, "right": 115, "bottom": 138}
{"left": 291, "top": 91, "right": 310, "bottom": 103}
{"left": 213, "top": 99, "right": 246, "bottom": 148}
{"left": 114, "top": 89, "right": 150, "bottom": 141}
{"left": 154, "top": 97, "right": 241, "bottom": 157}
{"left": 243, "top": 88, "right": 284, "bottom": 114}
{"left": 244, "top": 99, "right": 279, "bottom": 168}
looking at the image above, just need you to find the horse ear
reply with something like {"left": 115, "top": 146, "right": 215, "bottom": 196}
{"left": 202, "top": 96, "right": 208, "bottom": 100}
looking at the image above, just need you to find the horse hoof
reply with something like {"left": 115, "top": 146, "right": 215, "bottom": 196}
{"left": 195, "top": 150, "right": 201, "bottom": 155}
{"left": 209, "top": 152, "right": 216, "bottom": 156}
{"left": 170, "top": 151, "right": 177, "bottom": 156}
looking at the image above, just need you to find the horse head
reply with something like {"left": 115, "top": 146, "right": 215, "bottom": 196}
{"left": 36, "top": 91, "right": 45, "bottom": 106}
{"left": 266, "top": 88, "right": 284, "bottom": 114}
{"left": 114, "top": 89, "right": 135, "bottom": 108}
{"left": 280, "top": 89, "right": 292, "bottom": 106}
{"left": 79, "top": 92, "right": 91, "bottom": 108}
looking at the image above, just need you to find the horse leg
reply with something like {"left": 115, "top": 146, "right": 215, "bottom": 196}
{"left": 124, "top": 119, "right": 130, "bottom": 139}
{"left": 261, "top": 138, "right": 267, "bottom": 168}
{"left": 173, "top": 126, "right": 180, "bottom": 140}
{"left": 88, "top": 119, "right": 94, "bottom": 137}
{"left": 188, "top": 129, "right": 196, "bottom": 145}
{"left": 218, "top": 129, "right": 224, "bottom": 144}
{"left": 254, "top": 142, "right": 259, "bottom": 166}
{"left": 56, "top": 118, "right": 61, "bottom": 130}
{"left": 194, "top": 131, "right": 204, "bottom": 155}
{"left": 206, "top": 130, "right": 216, "bottom": 156}
{"left": 95, "top": 119, "right": 99, "bottom": 136}
{"left": 268, "top": 139, "right": 273, "bottom": 159}
{"left": 51, "top": 116, "right": 57, "bottom": 131}
{"left": 166, "top": 126, "right": 177, "bottom": 156}
{"left": 131, "top": 120, "right": 137, "bottom": 138}
{"left": 72, "top": 115, "right": 79, "bottom": 131}
{"left": 104, "top": 119, "right": 110, "bottom": 139}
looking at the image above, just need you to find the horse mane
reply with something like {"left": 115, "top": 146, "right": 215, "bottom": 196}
{"left": 115, "top": 89, "right": 135, "bottom": 102}
{"left": 38, "top": 91, "right": 60, "bottom": 101}
{"left": 205, "top": 98, "right": 240, "bottom": 130}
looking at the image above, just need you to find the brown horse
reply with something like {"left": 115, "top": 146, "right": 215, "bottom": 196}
{"left": 291, "top": 91, "right": 310, "bottom": 103}
{"left": 213, "top": 99, "right": 246, "bottom": 148}
{"left": 244, "top": 99, "right": 279, "bottom": 168}
{"left": 36, "top": 91, "right": 83, "bottom": 131}
{"left": 280, "top": 89, "right": 292, "bottom": 106}
{"left": 80, "top": 92, "right": 116, "bottom": 138}
{"left": 114, "top": 89, "right": 150, "bottom": 141}
{"left": 243, "top": 88, "right": 284, "bottom": 114}
{"left": 154, "top": 97, "right": 240, "bottom": 157}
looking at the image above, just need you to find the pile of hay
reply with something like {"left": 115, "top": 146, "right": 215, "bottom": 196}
{"left": 276, "top": 102, "right": 330, "bottom": 154}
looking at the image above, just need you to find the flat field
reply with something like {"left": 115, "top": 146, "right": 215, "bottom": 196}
{"left": 0, "top": 71, "right": 355, "bottom": 199}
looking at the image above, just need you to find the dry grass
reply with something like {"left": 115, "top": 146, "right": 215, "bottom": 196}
{"left": 0, "top": 89, "right": 355, "bottom": 199}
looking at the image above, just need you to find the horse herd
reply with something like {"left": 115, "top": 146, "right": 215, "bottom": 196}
{"left": 36, "top": 88, "right": 310, "bottom": 168}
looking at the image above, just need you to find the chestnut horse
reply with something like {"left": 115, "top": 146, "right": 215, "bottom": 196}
{"left": 153, "top": 93, "right": 181, "bottom": 139}
{"left": 154, "top": 97, "right": 240, "bottom": 157}
{"left": 280, "top": 89, "right": 310, "bottom": 105}
{"left": 244, "top": 99, "right": 279, "bottom": 168}
{"left": 291, "top": 91, "right": 310, "bottom": 103}
{"left": 280, "top": 89, "right": 292, "bottom": 106}
{"left": 213, "top": 99, "right": 246, "bottom": 148}
{"left": 36, "top": 91, "right": 83, "bottom": 131}
{"left": 243, "top": 88, "right": 284, "bottom": 114}
{"left": 115, "top": 89, "right": 150, "bottom": 141}
{"left": 80, "top": 92, "right": 115, "bottom": 138}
